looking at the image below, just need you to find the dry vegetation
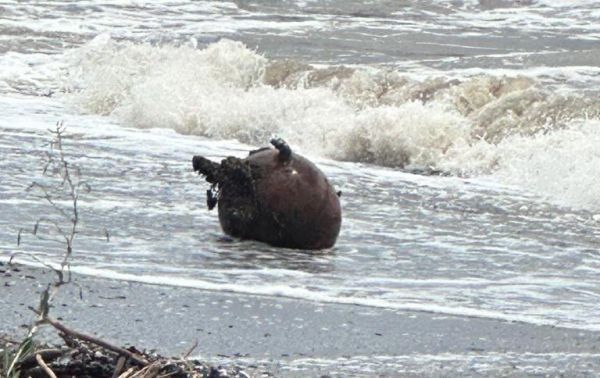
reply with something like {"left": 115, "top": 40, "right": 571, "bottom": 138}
{"left": 1, "top": 124, "right": 255, "bottom": 378}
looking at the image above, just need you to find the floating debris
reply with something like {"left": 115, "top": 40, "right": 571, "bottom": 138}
{"left": 193, "top": 139, "right": 342, "bottom": 249}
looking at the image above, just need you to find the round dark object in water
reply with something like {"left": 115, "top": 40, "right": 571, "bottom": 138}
{"left": 192, "top": 139, "right": 341, "bottom": 249}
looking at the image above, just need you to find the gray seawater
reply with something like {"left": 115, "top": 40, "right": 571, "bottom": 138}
{"left": 1, "top": 0, "right": 600, "bottom": 374}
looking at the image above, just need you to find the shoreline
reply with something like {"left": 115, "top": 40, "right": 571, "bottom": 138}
{"left": 4, "top": 257, "right": 594, "bottom": 333}
{"left": 2, "top": 262, "right": 600, "bottom": 376}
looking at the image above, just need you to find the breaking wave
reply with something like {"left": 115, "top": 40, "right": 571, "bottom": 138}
{"left": 63, "top": 36, "right": 600, "bottom": 209}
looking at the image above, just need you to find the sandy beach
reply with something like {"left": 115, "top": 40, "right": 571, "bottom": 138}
{"left": 2, "top": 262, "right": 599, "bottom": 377}
{"left": 2, "top": 1, "right": 600, "bottom": 376}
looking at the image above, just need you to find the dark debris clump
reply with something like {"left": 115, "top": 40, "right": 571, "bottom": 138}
{"left": 2, "top": 336, "right": 263, "bottom": 378}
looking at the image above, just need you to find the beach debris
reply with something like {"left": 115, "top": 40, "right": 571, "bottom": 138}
{"left": 192, "top": 139, "right": 342, "bottom": 249}
{"left": 1, "top": 315, "right": 258, "bottom": 378}
{"left": 2, "top": 126, "right": 267, "bottom": 378}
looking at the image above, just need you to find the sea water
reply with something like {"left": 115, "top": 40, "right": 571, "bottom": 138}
{"left": 1, "top": 0, "right": 599, "bottom": 374}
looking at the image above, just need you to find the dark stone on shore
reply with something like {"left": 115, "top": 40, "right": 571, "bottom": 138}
{"left": 192, "top": 139, "right": 342, "bottom": 249}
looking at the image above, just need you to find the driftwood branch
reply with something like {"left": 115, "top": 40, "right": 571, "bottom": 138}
{"left": 38, "top": 313, "right": 149, "bottom": 366}
{"left": 36, "top": 353, "right": 58, "bottom": 378}
{"left": 117, "top": 367, "right": 136, "bottom": 378}
{"left": 112, "top": 356, "right": 127, "bottom": 378}
{"left": 129, "top": 362, "right": 161, "bottom": 378}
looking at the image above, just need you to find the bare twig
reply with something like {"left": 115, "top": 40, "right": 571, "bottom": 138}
{"left": 35, "top": 353, "right": 58, "bottom": 378}
{"left": 26, "top": 182, "right": 71, "bottom": 220}
{"left": 33, "top": 217, "right": 69, "bottom": 239}
{"left": 112, "top": 356, "right": 128, "bottom": 378}
{"left": 34, "top": 311, "right": 149, "bottom": 366}
{"left": 181, "top": 339, "right": 199, "bottom": 359}
{"left": 6, "top": 124, "right": 121, "bottom": 377}
{"left": 0, "top": 335, "right": 20, "bottom": 345}
{"left": 130, "top": 362, "right": 160, "bottom": 378}
{"left": 157, "top": 371, "right": 183, "bottom": 378}
{"left": 9, "top": 253, "right": 64, "bottom": 287}
{"left": 118, "top": 367, "right": 136, "bottom": 378}
{"left": 15, "top": 123, "right": 99, "bottom": 286}
{"left": 13, "top": 123, "right": 103, "bottom": 315}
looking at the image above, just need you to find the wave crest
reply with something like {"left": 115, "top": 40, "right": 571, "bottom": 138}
{"left": 63, "top": 37, "right": 600, "bottom": 208}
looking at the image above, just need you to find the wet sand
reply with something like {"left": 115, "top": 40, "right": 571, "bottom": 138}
{"left": 1, "top": 262, "right": 599, "bottom": 376}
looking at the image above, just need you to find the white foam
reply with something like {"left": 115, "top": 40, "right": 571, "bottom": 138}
{"left": 213, "top": 352, "right": 600, "bottom": 376}
{"left": 443, "top": 119, "right": 600, "bottom": 210}
{"left": 62, "top": 37, "right": 600, "bottom": 211}
{"left": 62, "top": 37, "right": 477, "bottom": 169}
{"left": 3, "top": 256, "right": 599, "bottom": 331}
